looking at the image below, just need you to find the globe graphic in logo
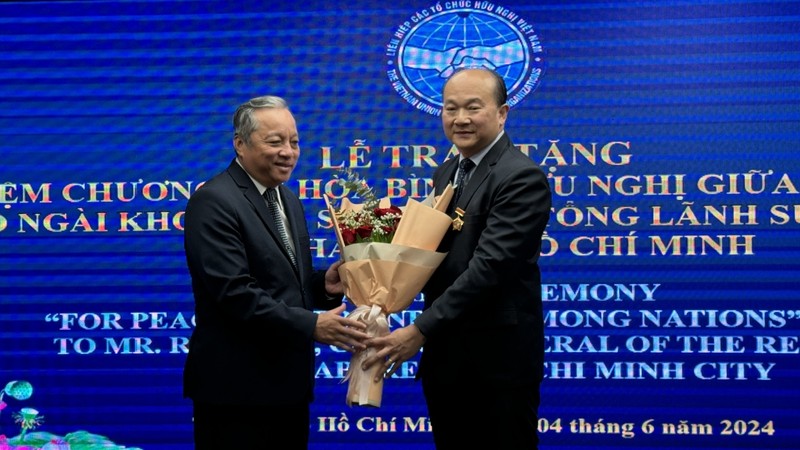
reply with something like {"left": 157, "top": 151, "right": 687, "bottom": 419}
{"left": 388, "top": 7, "right": 544, "bottom": 115}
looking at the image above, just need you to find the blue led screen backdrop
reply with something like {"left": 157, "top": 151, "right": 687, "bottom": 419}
{"left": 0, "top": 1, "right": 798, "bottom": 449}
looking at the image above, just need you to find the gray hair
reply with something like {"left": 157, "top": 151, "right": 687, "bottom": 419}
{"left": 233, "top": 95, "right": 289, "bottom": 144}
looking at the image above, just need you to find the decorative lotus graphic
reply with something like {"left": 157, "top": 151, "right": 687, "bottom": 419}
{"left": 12, "top": 407, "right": 44, "bottom": 441}
{"left": 0, "top": 379, "right": 141, "bottom": 450}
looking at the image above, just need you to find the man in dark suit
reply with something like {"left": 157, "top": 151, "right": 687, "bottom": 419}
{"left": 183, "top": 95, "right": 368, "bottom": 449}
{"left": 363, "top": 68, "right": 552, "bottom": 449}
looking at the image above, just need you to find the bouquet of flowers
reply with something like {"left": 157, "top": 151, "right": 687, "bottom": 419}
{"left": 325, "top": 170, "right": 454, "bottom": 407}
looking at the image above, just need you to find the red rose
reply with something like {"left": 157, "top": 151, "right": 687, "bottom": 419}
{"left": 356, "top": 225, "right": 372, "bottom": 240}
{"left": 340, "top": 227, "right": 356, "bottom": 245}
{"left": 374, "top": 206, "right": 402, "bottom": 217}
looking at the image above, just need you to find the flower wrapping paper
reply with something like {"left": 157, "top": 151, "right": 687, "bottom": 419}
{"left": 326, "top": 186, "right": 454, "bottom": 406}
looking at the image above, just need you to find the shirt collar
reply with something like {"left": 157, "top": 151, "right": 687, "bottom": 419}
{"left": 235, "top": 158, "right": 284, "bottom": 207}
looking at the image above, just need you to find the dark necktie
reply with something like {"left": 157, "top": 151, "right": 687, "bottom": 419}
{"left": 454, "top": 158, "right": 475, "bottom": 202}
{"left": 264, "top": 188, "right": 297, "bottom": 268}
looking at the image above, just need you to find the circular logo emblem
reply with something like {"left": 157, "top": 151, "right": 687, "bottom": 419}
{"left": 386, "top": 3, "right": 545, "bottom": 116}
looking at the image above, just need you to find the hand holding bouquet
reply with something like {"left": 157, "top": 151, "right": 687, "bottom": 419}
{"left": 325, "top": 170, "right": 454, "bottom": 407}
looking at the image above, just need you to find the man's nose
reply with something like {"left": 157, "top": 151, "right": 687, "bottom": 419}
{"left": 453, "top": 110, "right": 470, "bottom": 123}
{"left": 278, "top": 144, "right": 296, "bottom": 155}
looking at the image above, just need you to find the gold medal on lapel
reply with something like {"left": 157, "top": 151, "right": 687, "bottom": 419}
{"left": 452, "top": 207, "right": 465, "bottom": 231}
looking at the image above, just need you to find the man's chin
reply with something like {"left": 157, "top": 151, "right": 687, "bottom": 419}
{"left": 275, "top": 167, "right": 294, "bottom": 178}
{"left": 453, "top": 141, "right": 478, "bottom": 154}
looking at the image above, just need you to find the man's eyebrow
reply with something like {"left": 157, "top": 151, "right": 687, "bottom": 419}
{"left": 444, "top": 97, "right": 483, "bottom": 104}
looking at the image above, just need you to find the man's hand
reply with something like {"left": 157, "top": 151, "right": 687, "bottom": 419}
{"left": 324, "top": 260, "right": 344, "bottom": 295}
{"left": 363, "top": 324, "right": 426, "bottom": 381}
{"left": 313, "top": 304, "right": 368, "bottom": 352}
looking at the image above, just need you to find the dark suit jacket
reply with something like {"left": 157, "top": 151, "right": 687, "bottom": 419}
{"left": 183, "top": 160, "right": 339, "bottom": 406}
{"left": 415, "top": 132, "right": 552, "bottom": 388}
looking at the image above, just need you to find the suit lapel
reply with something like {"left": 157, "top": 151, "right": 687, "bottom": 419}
{"left": 228, "top": 161, "right": 301, "bottom": 278}
{"left": 278, "top": 185, "right": 305, "bottom": 280}
{"left": 452, "top": 132, "right": 511, "bottom": 213}
{"left": 436, "top": 157, "right": 460, "bottom": 195}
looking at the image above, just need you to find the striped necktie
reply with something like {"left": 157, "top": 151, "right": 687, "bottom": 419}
{"left": 264, "top": 188, "right": 297, "bottom": 268}
{"left": 454, "top": 158, "right": 475, "bottom": 202}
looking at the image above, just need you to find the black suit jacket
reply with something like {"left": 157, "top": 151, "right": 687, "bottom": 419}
{"left": 183, "top": 160, "right": 339, "bottom": 406}
{"left": 415, "top": 132, "right": 552, "bottom": 387}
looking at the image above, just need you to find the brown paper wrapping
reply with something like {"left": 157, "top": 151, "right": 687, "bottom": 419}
{"left": 326, "top": 187, "right": 454, "bottom": 407}
{"left": 342, "top": 304, "right": 388, "bottom": 407}
{"left": 392, "top": 198, "right": 453, "bottom": 250}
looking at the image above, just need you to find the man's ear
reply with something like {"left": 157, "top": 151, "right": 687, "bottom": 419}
{"left": 498, "top": 103, "right": 510, "bottom": 127}
{"left": 233, "top": 135, "right": 244, "bottom": 157}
